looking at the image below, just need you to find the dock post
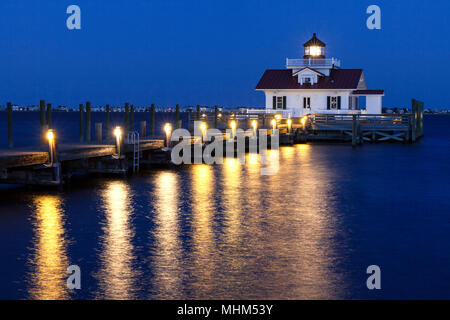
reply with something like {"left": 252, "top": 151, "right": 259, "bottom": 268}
{"left": 86, "top": 101, "right": 91, "bottom": 142}
{"left": 46, "top": 103, "right": 52, "bottom": 129}
{"left": 150, "top": 104, "right": 155, "bottom": 136}
{"left": 40, "top": 100, "right": 46, "bottom": 145}
{"left": 130, "top": 104, "right": 134, "bottom": 132}
{"left": 95, "top": 123, "right": 102, "bottom": 141}
{"left": 352, "top": 115, "right": 357, "bottom": 147}
{"left": 7, "top": 102, "right": 13, "bottom": 148}
{"left": 124, "top": 102, "right": 129, "bottom": 137}
{"left": 176, "top": 104, "right": 181, "bottom": 128}
{"left": 196, "top": 105, "right": 200, "bottom": 121}
{"left": 79, "top": 104, "right": 84, "bottom": 142}
{"left": 105, "top": 104, "right": 110, "bottom": 139}
{"left": 140, "top": 121, "right": 146, "bottom": 137}
{"left": 214, "top": 105, "right": 218, "bottom": 129}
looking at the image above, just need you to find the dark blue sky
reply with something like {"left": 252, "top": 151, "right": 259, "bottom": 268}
{"left": 0, "top": 0, "right": 449, "bottom": 109}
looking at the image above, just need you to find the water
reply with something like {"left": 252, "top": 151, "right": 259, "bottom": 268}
{"left": 0, "top": 115, "right": 450, "bottom": 299}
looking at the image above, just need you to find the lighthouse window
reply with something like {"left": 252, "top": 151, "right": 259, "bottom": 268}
{"left": 331, "top": 97, "right": 337, "bottom": 109}
{"left": 276, "top": 96, "right": 283, "bottom": 109}
{"left": 304, "top": 77, "right": 311, "bottom": 84}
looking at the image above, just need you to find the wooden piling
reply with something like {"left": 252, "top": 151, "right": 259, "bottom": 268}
{"left": 177, "top": 105, "right": 182, "bottom": 129}
{"left": 40, "top": 100, "right": 46, "bottom": 145}
{"left": 46, "top": 103, "right": 52, "bottom": 129}
{"left": 7, "top": 102, "right": 13, "bottom": 149}
{"left": 196, "top": 105, "right": 200, "bottom": 121}
{"left": 140, "top": 121, "right": 147, "bottom": 137}
{"left": 150, "top": 104, "right": 155, "bottom": 136}
{"left": 105, "top": 104, "right": 110, "bottom": 139}
{"left": 130, "top": 104, "right": 134, "bottom": 133}
{"left": 95, "top": 123, "right": 102, "bottom": 141}
{"left": 86, "top": 101, "right": 91, "bottom": 142}
{"left": 352, "top": 115, "right": 357, "bottom": 147}
{"left": 124, "top": 103, "right": 129, "bottom": 136}
{"left": 214, "top": 106, "right": 218, "bottom": 129}
{"left": 79, "top": 104, "right": 84, "bottom": 142}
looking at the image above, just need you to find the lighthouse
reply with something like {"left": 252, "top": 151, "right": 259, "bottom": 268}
{"left": 255, "top": 33, "right": 384, "bottom": 117}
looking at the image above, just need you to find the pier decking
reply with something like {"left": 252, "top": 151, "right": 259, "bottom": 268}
{"left": 0, "top": 139, "right": 165, "bottom": 186}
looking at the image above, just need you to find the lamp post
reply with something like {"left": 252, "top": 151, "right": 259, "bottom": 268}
{"left": 47, "top": 129, "right": 56, "bottom": 165}
{"left": 251, "top": 120, "right": 258, "bottom": 137}
{"left": 164, "top": 123, "right": 172, "bottom": 147}
{"left": 230, "top": 120, "right": 236, "bottom": 140}
{"left": 114, "top": 126, "right": 122, "bottom": 157}
{"left": 200, "top": 122, "right": 207, "bottom": 143}
{"left": 287, "top": 118, "right": 292, "bottom": 133}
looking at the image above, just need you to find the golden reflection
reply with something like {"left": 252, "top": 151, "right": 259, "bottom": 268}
{"left": 97, "top": 181, "right": 136, "bottom": 299}
{"left": 191, "top": 165, "right": 216, "bottom": 296}
{"left": 29, "top": 195, "right": 69, "bottom": 300}
{"left": 152, "top": 172, "right": 182, "bottom": 298}
{"left": 262, "top": 144, "right": 344, "bottom": 299}
{"left": 222, "top": 158, "right": 242, "bottom": 245}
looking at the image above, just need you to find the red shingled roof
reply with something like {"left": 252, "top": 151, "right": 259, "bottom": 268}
{"left": 255, "top": 68, "right": 363, "bottom": 90}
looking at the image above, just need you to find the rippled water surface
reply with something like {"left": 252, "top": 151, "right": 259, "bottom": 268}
{"left": 1, "top": 115, "right": 450, "bottom": 299}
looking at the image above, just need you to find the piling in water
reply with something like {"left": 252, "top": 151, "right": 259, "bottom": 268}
{"left": 124, "top": 103, "right": 130, "bottom": 136}
{"left": 86, "top": 102, "right": 91, "bottom": 142}
{"left": 40, "top": 100, "right": 46, "bottom": 145}
{"left": 46, "top": 103, "right": 52, "bottom": 129}
{"left": 150, "top": 104, "right": 155, "bottom": 136}
{"left": 105, "top": 104, "right": 110, "bottom": 139}
{"left": 214, "top": 106, "right": 218, "bottom": 129}
{"left": 196, "top": 105, "right": 200, "bottom": 121}
{"left": 176, "top": 104, "right": 181, "bottom": 128}
{"left": 140, "top": 121, "right": 146, "bottom": 137}
{"left": 79, "top": 104, "right": 84, "bottom": 142}
{"left": 95, "top": 123, "right": 102, "bottom": 141}
{"left": 130, "top": 105, "right": 134, "bottom": 133}
{"left": 7, "top": 102, "right": 13, "bottom": 149}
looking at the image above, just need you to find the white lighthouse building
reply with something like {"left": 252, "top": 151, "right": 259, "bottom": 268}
{"left": 256, "top": 33, "right": 384, "bottom": 117}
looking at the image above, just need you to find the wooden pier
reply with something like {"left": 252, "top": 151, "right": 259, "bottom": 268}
{"left": 0, "top": 139, "right": 165, "bottom": 186}
{"left": 189, "top": 99, "right": 424, "bottom": 147}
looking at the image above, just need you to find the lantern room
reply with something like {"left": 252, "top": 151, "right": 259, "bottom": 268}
{"left": 303, "top": 33, "right": 326, "bottom": 59}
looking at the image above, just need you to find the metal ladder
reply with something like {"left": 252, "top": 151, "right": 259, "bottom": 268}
{"left": 127, "top": 131, "right": 140, "bottom": 173}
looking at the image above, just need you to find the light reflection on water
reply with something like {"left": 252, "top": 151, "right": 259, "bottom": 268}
{"left": 28, "top": 195, "right": 69, "bottom": 300}
{"left": 95, "top": 181, "right": 138, "bottom": 299}
{"left": 151, "top": 172, "right": 183, "bottom": 299}
{"left": 23, "top": 145, "right": 350, "bottom": 299}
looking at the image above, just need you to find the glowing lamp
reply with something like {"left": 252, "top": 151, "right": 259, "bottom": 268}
{"left": 47, "top": 130, "right": 54, "bottom": 142}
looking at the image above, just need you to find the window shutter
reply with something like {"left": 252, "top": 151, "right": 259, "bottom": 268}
{"left": 337, "top": 96, "right": 341, "bottom": 110}
{"left": 303, "top": 97, "right": 306, "bottom": 109}
{"left": 327, "top": 96, "right": 331, "bottom": 110}
{"left": 283, "top": 96, "right": 287, "bottom": 110}
{"left": 273, "top": 96, "right": 276, "bottom": 109}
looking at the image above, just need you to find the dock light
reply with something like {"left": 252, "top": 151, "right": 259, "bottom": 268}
{"left": 164, "top": 123, "right": 172, "bottom": 147}
{"left": 301, "top": 116, "right": 307, "bottom": 126}
{"left": 47, "top": 129, "right": 56, "bottom": 165}
{"left": 229, "top": 120, "right": 237, "bottom": 139}
{"left": 218, "top": 113, "right": 222, "bottom": 118}
{"left": 47, "top": 130, "right": 54, "bottom": 142}
{"left": 200, "top": 122, "right": 207, "bottom": 142}
{"left": 114, "top": 126, "right": 122, "bottom": 157}
{"left": 251, "top": 120, "right": 258, "bottom": 136}
{"left": 202, "top": 113, "right": 206, "bottom": 118}
{"left": 271, "top": 119, "right": 277, "bottom": 131}
{"left": 287, "top": 119, "right": 292, "bottom": 132}
{"left": 275, "top": 114, "right": 282, "bottom": 120}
